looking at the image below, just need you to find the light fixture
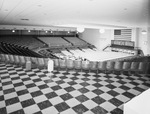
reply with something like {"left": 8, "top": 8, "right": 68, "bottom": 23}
{"left": 45, "top": 30, "right": 48, "bottom": 33}
{"left": 12, "top": 30, "right": 15, "bottom": 32}
{"left": 142, "top": 30, "right": 147, "bottom": 35}
{"left": 99, "top": 29, "right": 105, "bottom": 33}
{"left": 77, "top": 27, "right": 84, "bottom": 33}
{"left": 28, "top": 30, "right": 31, "bottom": 32}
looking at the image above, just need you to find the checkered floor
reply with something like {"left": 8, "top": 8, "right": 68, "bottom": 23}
{"left": 0, "top": 62, "right": 150, "bottom": 114}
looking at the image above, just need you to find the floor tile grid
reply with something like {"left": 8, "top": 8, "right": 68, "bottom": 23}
{"left": 0, "top": 62, "right": 150, "bottom": 114}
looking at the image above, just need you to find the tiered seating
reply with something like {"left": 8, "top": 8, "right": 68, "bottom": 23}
{"left": 38, "top": 49, "right": 59, "bottom": 59}
{"left": 0, "top": 36, "right": 45, "bottom": 49}
{"left": 38, "top": 37, "right": 72, "bottom": 47}
{"left": 0, "top": 42, "right": 43, "bottom": 57}
{"left": 63, "top": 37, "right": 87, "bottom": 46}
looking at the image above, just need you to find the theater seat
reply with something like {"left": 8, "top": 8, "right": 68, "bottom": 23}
{"left": 53, "top": 59, "right": 59, "bottom": 71}
{"left": 74, "top": 59, "right": 82, "bottom": 73}
{"left": 138, "top": 62, "right": 148, "bottom": 74}
{"left": 106, "top": 61, "right": 115, "bottom": 74}
{"left": 4, "top": 54, "right": 10, "bottom": 64}
{"left": 30, "top": 57, "right": 39, "bottom": 68}
{"left": 37, "top": 58, "right": 45, "bottom": 69}
{"left": 59, "top": 59, "right": 66, "bottom": 70}
{"left": 66, "top": 59, "right": 74, "bottom": 72}
{"left": 122, "top": 61, "right": 131, "bottom": 75}
{"left": 90, "top": 61, "right": 98, "bottom": 73}
{"left": 97, "top": 61, "right": 107, "bottom": 73}
{"left": 44, "top": 58, "right": 49, "bottom": 69}
{"left": 19, "top": 56, "right": 26, "bottom": 67}
{"left": 0, "top": 54, "right": 5, "bottom": 62}
{"left": 14, "top": 55, "right": 20, "bottom": 65}
{"left": 81, "top": 60, "right": 90, "bottom": 73}
{"left": 8, "top": 54, "right": 15, "bottom": 64}
{"left": 129, "top": 62, "right": 139, "bottom": 75}
{"left": 114, "top": 61, "right": 123, "bottom": 75}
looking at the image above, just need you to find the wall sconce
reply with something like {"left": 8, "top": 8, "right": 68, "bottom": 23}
{"left": 28, "top": 30, "right": 31, "bottom": 32}
{"left": 142, "top": 30, "right": 147, "bottom": 35}
{"left": 99, "top": 28, "right": 105, "bottom": 33}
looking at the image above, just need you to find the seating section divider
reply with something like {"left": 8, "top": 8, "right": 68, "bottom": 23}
{"left": 0, "top": 53, "right": 149, "bottom": 74}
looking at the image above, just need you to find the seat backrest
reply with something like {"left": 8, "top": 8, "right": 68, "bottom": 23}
{"left": 74, "top": 59, "right": 82, "bottom": 69}
{"left": 8, "top": 54, "right": 15, "bottom": 63}
{"left": 19, "top": 56, "right": 26, "bottom": 64}
{"left": 81, "top": 60, "right": 90, "bottom": 70}
{"left": 114, "top": 61, "right": 123, "bottom": 70}
{"left": 130, "top": 62, "right": 139, "bottom": 70}
{"left": 44, "top": 58, "right": 49, "bottom": 67}
{"left": 122, "top": 62, "right": 131, "bottom": 70}
{"left": 138, "top": 62, "right": 147, "bottom": 72}
{"left": 97, "top": 61, "right": 107, "bottom": 70}
{"left": 14, "top": 55, "right": 20, "bottom": 64}
{"left": 4, "top": 54, "right": 10, "bottom": 62}
{"left": 59, "top": 59, "right": 66, "bottom": 68}
{"left": 90, "top": 61, "right": 98, "bottom": 70}
{"left": 37, "top": 58, "right": 45, "bottom": 66}
{"left": 66, "top": 59, "right": 74, "bottom": 69}
{"left": 106, "top": 61, "right": 115, "bottom": 70}
{"left": 31, "top": 57, "right": 38, "bottom": 65}
{"left": 0, "top": 54, "right": 5, "bottom": 61}
{"left": 25, "top": 56, "right": 31, "bottom": 62}
{"left": 53, "top": 59, "right": 59, "bottom": 67}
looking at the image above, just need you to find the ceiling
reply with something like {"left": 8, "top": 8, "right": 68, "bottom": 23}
{"left": 0, "top": 0, "right": 150, "bottom": 30}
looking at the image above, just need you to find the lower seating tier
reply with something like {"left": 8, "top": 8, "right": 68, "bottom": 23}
{"left": 1, "top": 54, "right": 150, "bottom": 74}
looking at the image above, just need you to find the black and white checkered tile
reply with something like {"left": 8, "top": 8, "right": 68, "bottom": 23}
{"left": 0, "top": 62, "right": 150, "bottom": 114}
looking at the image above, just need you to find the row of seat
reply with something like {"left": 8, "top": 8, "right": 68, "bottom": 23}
{"left": 0, "top": 42, "right": 43, "bottom": 57}
{"left": 1, "top": 53, "right": 149, "bottom": 75}
{"left": 0, "top": 36, "right": 45, "bottom": 49}
{"left": 0, "top": 54, "right": 49, "bottom": 69}
{"left": 53, "top": 58, "right": 150, "bottom": 74}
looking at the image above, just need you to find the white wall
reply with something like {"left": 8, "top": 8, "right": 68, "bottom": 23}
{"left": 79, "top": 28, "right": 114, "bottom": 50}
{"left": 79, "top": 27, "right": 150, "bottom": 55}
{"left": 135, "top": 27, "right": 150, "bottom": 55}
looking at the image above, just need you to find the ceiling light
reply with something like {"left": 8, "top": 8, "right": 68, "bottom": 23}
{"left": 99, "top": 29, "right": 105, "bottom": 33}
{"left": 142, "top": 30, "right": 147, "bottom": 35}
{"left": 77, "top": 27, "right": 84, "bottom": 33}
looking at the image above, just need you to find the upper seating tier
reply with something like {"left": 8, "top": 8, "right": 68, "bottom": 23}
{"left": 0, "top": 36, "right": 45, "bottom": 49}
